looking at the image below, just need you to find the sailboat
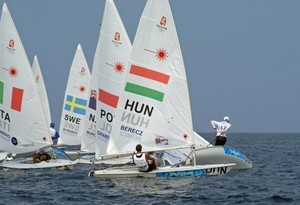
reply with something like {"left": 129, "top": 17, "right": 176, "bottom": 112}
{"left": 81, "top": 0, "right": 205, "bottom": 166}
{"left": 89, "top": 0, "right": 235, "bottom": 178}
{"left": 0, "top": 3, "right": 77, "bottom": 170}
{"left": 77, "top": 0, "right": 133, "bottom": 165}
{"left": 57, "top": 44, "right": 91, "bottom": 147}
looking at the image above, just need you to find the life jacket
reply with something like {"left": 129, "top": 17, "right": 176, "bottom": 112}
{"left": 133, "top": 153, "right": 148, "bottom": 172}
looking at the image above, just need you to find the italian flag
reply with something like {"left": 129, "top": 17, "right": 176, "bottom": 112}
{"left": 0, "top": 81, "right": 24, "bottom": 112}
{"left": 124, "top": 65, "right": 170, "bottom": 102}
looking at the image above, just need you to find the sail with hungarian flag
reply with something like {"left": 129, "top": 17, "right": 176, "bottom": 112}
{"left": 106, "top": 0, "right": 194, "bottom": 155}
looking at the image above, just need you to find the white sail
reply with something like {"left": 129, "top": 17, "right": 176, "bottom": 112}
{"left": 32, "top": 55, "right": 51, "bottom": 128}
{"left": 58, "top": 44, "right": 91, "bottom": 146}
{"left": 106, "top": 0, "right": 194, "bottom": 155}
{"left": 0, "top": 3, "right": 52, "bottom": 154}
{"left": 80, "top": 34, "right": 100, "bottom": 152}
{"left": 80, "top": 61, "right": 97, "bottom": 152}
{"left": 93, "top": 0, "right": 132, "bottom": 158}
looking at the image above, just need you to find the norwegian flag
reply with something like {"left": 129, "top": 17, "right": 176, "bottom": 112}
{"left": 88, "top": 89, "right": 97, "bottom": 110}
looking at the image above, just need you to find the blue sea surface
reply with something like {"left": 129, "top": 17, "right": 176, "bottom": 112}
{"left": 0, "top": 133, "right": 299, "bottom": 205}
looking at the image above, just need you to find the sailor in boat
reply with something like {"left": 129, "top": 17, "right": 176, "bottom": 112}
{"left": 133, "top": 144, "right": 160, "bottom": 172}
{"left": 32, "top": 148, "right": 52, "bottom": 163}
{"left": 49, "top": 122, "right": 60, "bottom": 140}
{"left": 211, "top": 116, "right": 232, "bottom": 146}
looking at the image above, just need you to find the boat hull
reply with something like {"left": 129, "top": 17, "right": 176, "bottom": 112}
{"left": 194, "top": 146, "right": 252, "bottom": 170}
{"left": 78, "top": 156, "right": 132, "bottom": 165}
{"left": 88, "top": 163, "right": 235, "bottom": 178}
{"left": 0, "top": 158, "right": 78, "bottom": 170}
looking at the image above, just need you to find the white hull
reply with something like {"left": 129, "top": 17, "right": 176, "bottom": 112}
{"left": 195, "top": 146, "right": 252, "bottom": 170}
{"left": 78, "top": 155, "right": 132, "bottom": 165}
{"left": 1, "top": 158, "right": 78, "bottom": 170}
{"left": 88, "top": 163, "right": 235, "bottom": 178}
{"left": 64, "top": 150, "right": 95, "bottom": 156}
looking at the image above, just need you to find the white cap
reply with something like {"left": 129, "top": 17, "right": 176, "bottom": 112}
{"left": 224, "top": 116, "right": 229, "bottom": 122}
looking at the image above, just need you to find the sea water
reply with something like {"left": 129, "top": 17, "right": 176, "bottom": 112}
{"left": 0, "top": 133, "right": 299, "bottom": 205}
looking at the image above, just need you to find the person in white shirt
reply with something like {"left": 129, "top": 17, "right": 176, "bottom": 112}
{"left": 133, "top": 144, "right": 159, "bottom": 172}
{"left": 49, "top": 123, "right": 60, "bottom": 140}
{"left": 211, "top": 116, "right": 231, "bottom": 146}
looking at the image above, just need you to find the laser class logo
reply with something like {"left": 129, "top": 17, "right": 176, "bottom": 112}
{"left": 106, "top": 61, "right": 126, "bottom": 74}
{"left": 8, "top": 67, "right": 19, "bottom": 78}
{"left": 144, "top": 48, "right": 168, "bottom": 62}
{"left": 79, "top": 86, "right": 86, "bottom": 93}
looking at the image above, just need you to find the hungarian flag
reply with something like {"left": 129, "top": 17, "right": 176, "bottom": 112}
{"left": 124, "top": 65, "right": 170, "bottom": 102}
{"left": 0, "top": 81, "right": 24, "bottom": 112}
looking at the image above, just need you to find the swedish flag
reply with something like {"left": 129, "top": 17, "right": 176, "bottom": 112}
{"left": 64, "top": 95, "right": 87, "bottom": 115}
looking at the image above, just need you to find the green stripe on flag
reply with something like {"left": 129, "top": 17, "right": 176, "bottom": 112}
{"left": 125, "top": 82, "right": 164, "bottom": 102}
{"left": 0, "top": 81, "right": 4, "bottom": 104}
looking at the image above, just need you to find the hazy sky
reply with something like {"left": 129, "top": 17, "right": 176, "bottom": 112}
{"left": 1, "top": 0, "right": 300, "bottom": 133}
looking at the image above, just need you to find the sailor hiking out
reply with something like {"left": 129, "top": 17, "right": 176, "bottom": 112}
{"left": 133, "top": 144, "right": 160, "bottom": 172}
{"left": 211, "top": 116, "right": 232, "bottom": 146}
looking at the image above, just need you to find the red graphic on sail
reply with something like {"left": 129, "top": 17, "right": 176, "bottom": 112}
{"left": 11, "top": 87, "right": 24, "bottom": 112}
{"left": 79, "top": 86, "right": 86, "bottom": 93}
{"left": 106, "top": 61, "right": 125, "bottom": 74}
{"left": 130, "top": 65, "right": 169, "bottom": 84}
{"left": 144, "top": 48, "right": 168, "bottom": 62}
{"left": 9, "top": 67, "right": 18, "bottom": 78}
{"left": 99, "top": 89, "right": 119, "bottom": 108}
{"left": 156, "top": 48, "right": 168, "bottom": 61}
{"left": 114, "top": 62, "right": 125, "bottom": 74}
{"left": 114, "top": 32, "right": 120, "bottom": 41}
{"left": 9, "top": 39, "right": 15, "bottom": 48}
{"left": 160, "top": 16, "right": 167, "bottom": 26}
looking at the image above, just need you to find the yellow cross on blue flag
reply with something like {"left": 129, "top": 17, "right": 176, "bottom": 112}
{"left": 64, "top": 95, "right": 87, "bottom": 115}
